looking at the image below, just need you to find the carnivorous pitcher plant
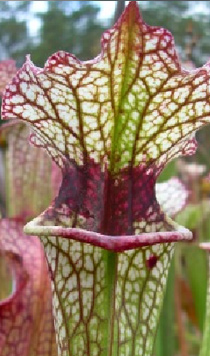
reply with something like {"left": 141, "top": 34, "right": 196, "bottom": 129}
{"left": 2, "top": 2, "right": 210, "bottom": 355}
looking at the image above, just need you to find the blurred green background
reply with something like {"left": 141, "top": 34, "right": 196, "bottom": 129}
{"left": 0, "top": 1, "right": 210, "bottom": 67}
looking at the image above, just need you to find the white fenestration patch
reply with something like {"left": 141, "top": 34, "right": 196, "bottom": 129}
{"left": 10, "top": 95, "right": 25, "bottom": 104}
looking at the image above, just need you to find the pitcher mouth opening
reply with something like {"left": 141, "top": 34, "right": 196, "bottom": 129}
{"left": 24, "top": 212, "right": 192, "bottom": 253}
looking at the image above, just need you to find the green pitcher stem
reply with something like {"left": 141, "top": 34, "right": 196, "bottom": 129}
{"left": 105, "top": 252, "right": 118, "bottom": 356}
{"left": 199, "top": 256, "right": 210, "bottom": 356}
{"left": 154, "top": 259, "right": 175, "bottom": 356}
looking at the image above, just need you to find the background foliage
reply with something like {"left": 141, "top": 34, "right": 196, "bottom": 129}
{"left": 0, "top": 1, "right": 210, "bottom": 66}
